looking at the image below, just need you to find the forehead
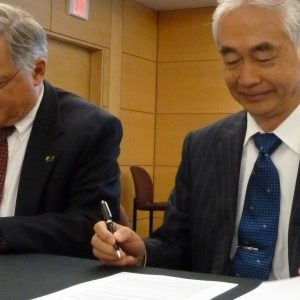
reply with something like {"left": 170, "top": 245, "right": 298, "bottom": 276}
{"left": 217, "top": 4, "right": 291, "bottom": 51}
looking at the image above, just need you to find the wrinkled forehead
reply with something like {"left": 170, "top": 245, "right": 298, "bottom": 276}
{"left": 214, "top": 4, "right": 286, "bottom": 45}
{"left": 217, "top": 5, "right": 286, "bottom": 46}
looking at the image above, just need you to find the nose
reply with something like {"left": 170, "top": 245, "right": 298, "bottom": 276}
{"left": 237, "top": 61, "right": 261, "bottom": 87}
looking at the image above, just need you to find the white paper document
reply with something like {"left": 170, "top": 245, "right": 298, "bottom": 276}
{"left": 33, "top": 272, "right": 237, "bottom": 300}
{"left": 235, "top": 276, "right": 300, "bottom": 300}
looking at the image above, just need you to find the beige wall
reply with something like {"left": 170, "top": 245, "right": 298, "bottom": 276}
{"left": 119, "top": 0, "right": 157, "bottom": 237}
{"left": 3, "top": 1, "right": 242, "bottom": 238}
{"left": 121, "top": 6, "right": 242, "bottom": 237}
{"left": 154, "top": 7, "right": 242, "bottom": 213}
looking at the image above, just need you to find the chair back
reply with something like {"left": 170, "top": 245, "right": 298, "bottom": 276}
{"left": 130, "top": 166, "right": 153, "bottom": 206}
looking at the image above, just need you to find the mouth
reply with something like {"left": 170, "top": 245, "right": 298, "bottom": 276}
{"left": 240, "top": 90, "right": 273, "bottom": 101}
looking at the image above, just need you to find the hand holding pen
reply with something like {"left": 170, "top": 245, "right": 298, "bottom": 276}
{"left": 100, "top": 200, "right": 122, "bottom": 259}
{"left": 92, "top": 205, "right": 147, "bottom": 266}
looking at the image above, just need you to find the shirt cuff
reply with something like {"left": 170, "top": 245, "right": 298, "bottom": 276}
{"left": 142, "top": 248, "right": 147, "bottom": 267}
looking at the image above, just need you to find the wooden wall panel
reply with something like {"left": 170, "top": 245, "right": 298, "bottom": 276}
{"left": 157, "top": 61, "right": 241, "bottom": 114}
{"left": 123, "top": 0, "right": 157, "bottom": 60}
{"left": 51, "top": 0, "right": 112, "bottom": 47}
{"left": 154, "top": 166, "right": 177, "bottom": 202}
{"left": 46, "top": 38, "right": 91, "bottom": 101}
{"left": 108, "top": 0, "right": 123, "bottom": 117}
{"left": 137, "top": 217, "right": 164, "bottom": 238}
{"left": 155, "top": 113, "right": 230, "bottom": 166}
{"left": 120, "top": 166, "right": 134, "bottom": 223}
{"left": 90, "top": 51, "right": 103, "bottom": 107}
{"left": 158, "top": 7, "right": 219, "bottom": 62}
{"left": 155, "top": 7, "right": 241, "bottom": 214}
{"left": 120, "top": 0, "right": 158, "bottom": 233}
{"left": 101, "top": 48, "right": 111, "bottom": 108}
{"left": 153, "top": 166, "right": 175, "bottom": 237}
{"left": 1, "top": 0, "right": 51, "bottom": 29}
{"left": 121, "top": 54, "right": 156, "bottom": 113}
{"left": 119, "top": 110, "right": 155, "bottom": 166}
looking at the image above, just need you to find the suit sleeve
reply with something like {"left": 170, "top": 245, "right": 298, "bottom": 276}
{"left": 0, "top": 112, "right": 122, "bottom": 258}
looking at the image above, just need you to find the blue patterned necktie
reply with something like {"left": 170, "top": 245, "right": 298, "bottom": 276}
{"left": 230, "top": 133, "right": 282, "bottom": 279}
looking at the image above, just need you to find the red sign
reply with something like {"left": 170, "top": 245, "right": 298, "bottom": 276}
{"left": 68, "top": 0, "right": 89, "bottom": 20}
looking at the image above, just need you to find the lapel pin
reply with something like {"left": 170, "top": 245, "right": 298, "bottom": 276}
{"left": 45, "top": 155, "right": 55, "bottom": 163}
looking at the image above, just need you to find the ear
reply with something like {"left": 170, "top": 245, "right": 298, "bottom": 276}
{"left": 32, "top": 58, "right": 46, "bottom": 85}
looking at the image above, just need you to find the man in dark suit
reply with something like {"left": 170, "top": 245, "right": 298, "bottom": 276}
{"left": 0, "top": 4, "right": 121, "bottom": 257}
{"left": 92, "top": 0, "right": 300, "bottom": 279}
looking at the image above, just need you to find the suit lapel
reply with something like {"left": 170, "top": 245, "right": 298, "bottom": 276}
{"left": 211, "top": 112, "right": 247, "bottom": 273}
{"left": 216, "top": 111, "right": 247, "bottom": 219}
{"left": 288, "top": 161, "right": 300, "bottom": 276}
{"left": 15, "top": 81, "right": 64, "bottom": 215}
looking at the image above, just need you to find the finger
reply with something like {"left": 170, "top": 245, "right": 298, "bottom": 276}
{"left": 100, "top": 255, "right": 140, "bottom": 267}
{"left": 113, "top": 226, "right": 134, "bottom": 243}
{"left": 298, "top": 267, "right": 300, "bottom": 276}
{"left": 93, "top": 221, "right": 117, "bottom": 246}
{"left": 94, "top": 221, "right": 111, "bottom": 237}
{"left": 91, "top": 234, "right": 116, "bottom": 259}
{"left": 92, "top": 246, "right": 120, "bottom": 262}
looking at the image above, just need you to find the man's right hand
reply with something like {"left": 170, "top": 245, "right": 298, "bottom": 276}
{"left": 91, "top": 221, "right": 146, "bottom": 266}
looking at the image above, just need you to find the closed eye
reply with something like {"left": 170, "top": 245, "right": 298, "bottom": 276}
{"left": 257, "top": 57, "right": 274, "bottom": 62}
{"left": 255, "top": 56, "right": 275, "bottom": 66}
{"left": 223, "top": 58, "right": 241, "bottom": 67}
{"left": 0, "top": 79, "right": 9, "bottom": 88}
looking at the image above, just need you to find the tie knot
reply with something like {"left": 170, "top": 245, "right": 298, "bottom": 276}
{"left": 253, "top": 133, "right": 282, "bottom": 155}
{"left": 0, "top": 126, "right": 15, "bottom": 143}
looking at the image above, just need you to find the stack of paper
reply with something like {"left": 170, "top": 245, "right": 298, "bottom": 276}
{"left": 33, "top": 272, "right": 237, "bottom": 300}
{"left": 235, "top": 276, "right": 300, "bottom": 299}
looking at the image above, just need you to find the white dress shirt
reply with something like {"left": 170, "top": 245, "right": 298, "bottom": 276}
{"left": 230, "top": 105, "right": 300, "bottom": 279}
{"left": 0, "top": 85, "right": 44, "bottom": 217}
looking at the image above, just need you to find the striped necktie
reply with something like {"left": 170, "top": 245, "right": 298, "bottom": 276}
{"left": 0, "top": 126, "right": 15, "bottom": 202}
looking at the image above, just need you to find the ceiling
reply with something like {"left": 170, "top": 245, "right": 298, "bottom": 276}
{"left": 134, "top": 0, "right": 218, "bottom": 11}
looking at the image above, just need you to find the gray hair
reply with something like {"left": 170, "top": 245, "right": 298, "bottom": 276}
{"left": 0, "top": 3, "right": 47, "bottom": 72}
{"left": 212, "top": 0, "right": 300, "bottom": 54}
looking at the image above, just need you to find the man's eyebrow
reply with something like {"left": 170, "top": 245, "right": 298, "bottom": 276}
{"left": 251, "top": 42, "right": 275, "bottom": 52}
{"left": 219, "top": 46, "right": 236, "bottom": 55}
{"left": 219, "top": 42, "right": 276, "bottom": 56}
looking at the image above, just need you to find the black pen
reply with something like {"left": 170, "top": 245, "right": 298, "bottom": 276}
{"left": 100, "top": 200, "right": 121, "bottom": 259}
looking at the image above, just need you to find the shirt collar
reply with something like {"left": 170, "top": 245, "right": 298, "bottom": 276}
{"left": 14, "top": 83, "right": 44, "bottom": 136}
{"left": 244, "top": 104, "right": 300, "bottom": 155}
{"left": 275, "top": 105, "right": 300, "bottom": 155}
{"left": 244, "top": 113, "right": 263, "bottom": 147}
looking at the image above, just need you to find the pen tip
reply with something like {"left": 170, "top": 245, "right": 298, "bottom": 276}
{"left": 117, "top": 250, "right": 121, "bottom": 259}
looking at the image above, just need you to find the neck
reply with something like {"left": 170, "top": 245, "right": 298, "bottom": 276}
{"left": 254, "top": 104, "right": 299, "bottom": 132}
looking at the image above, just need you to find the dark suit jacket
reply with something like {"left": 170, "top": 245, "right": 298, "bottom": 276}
{"left": 0, "top": 81, "right": 122, "bottom": 258}
{"left": 146, "top": 111, "right": 300, "bottom": 277}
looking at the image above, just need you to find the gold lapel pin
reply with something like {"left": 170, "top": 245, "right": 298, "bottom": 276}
{"left": 45, "top": 155, "right": 55, "bottom": 163}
